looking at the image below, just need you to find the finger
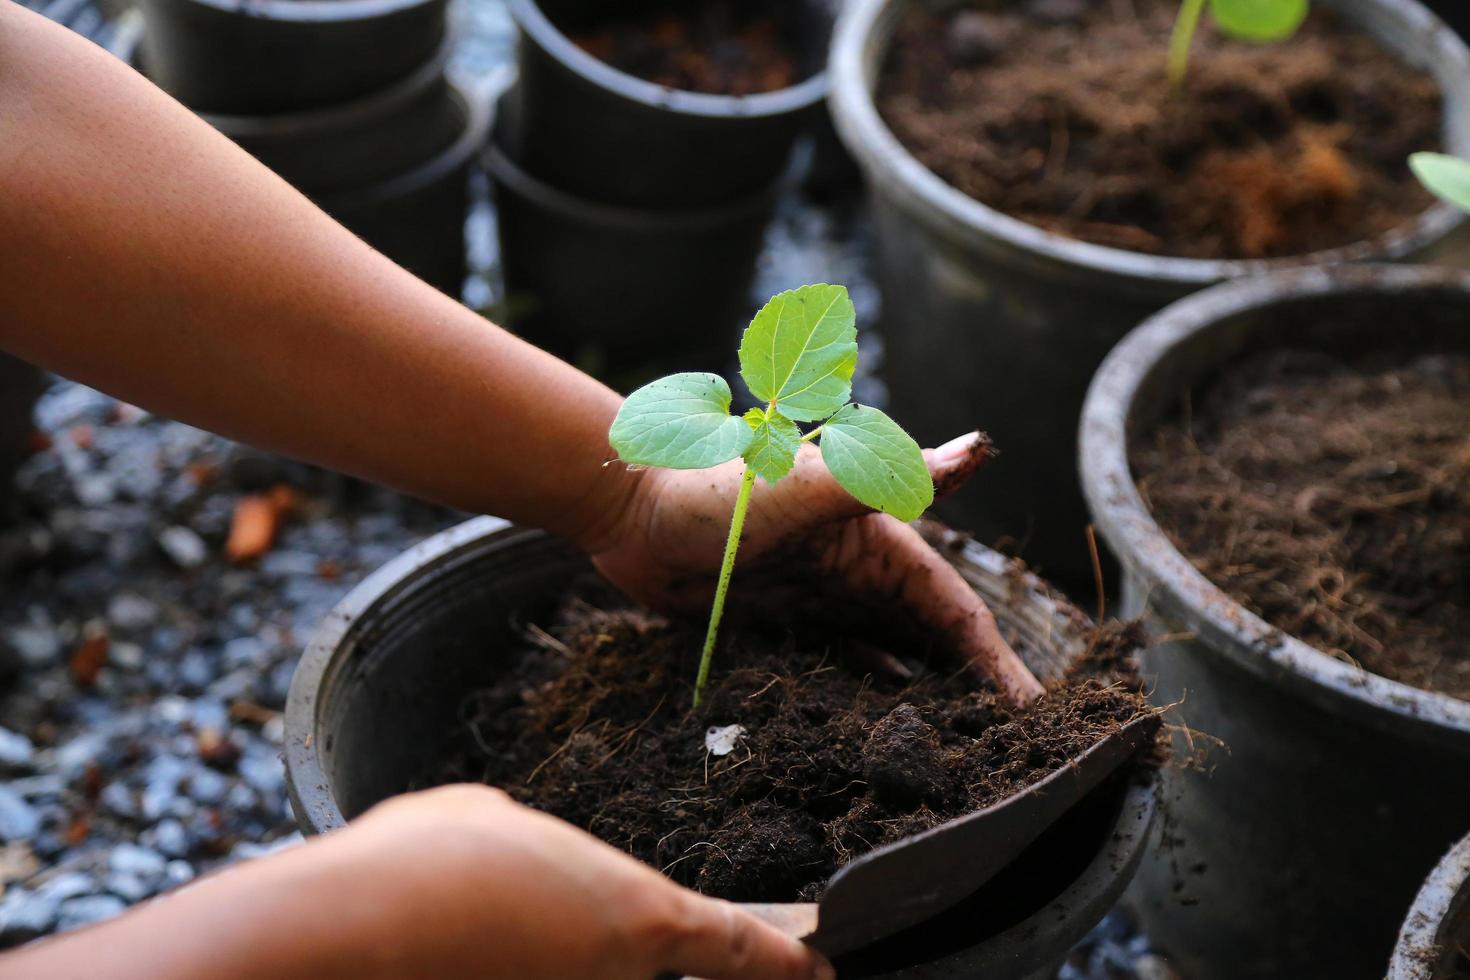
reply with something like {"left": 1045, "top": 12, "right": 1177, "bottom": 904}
{"left": 819, "top": 514, "right": 1045, "bottom": 706}
{"left": 759, "top": 430, "right": 993, "bottom": 530}
{"left": 656, "top": 894, "right": 833, "bottom": 980}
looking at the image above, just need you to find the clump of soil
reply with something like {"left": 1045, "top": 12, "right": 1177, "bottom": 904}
{"left": 877, "top": 0, "right": 1440, "bottom": 259}
{"left": 574, "top": 2, "right": 800, "bottom": 96}
{"left": 1135, "top": 347, "right": 1470, "bottom": 697}
{"left": 431, "top": 590, "right": 1155, "bottom": 902}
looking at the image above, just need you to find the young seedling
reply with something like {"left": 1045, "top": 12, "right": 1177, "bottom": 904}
{"left": 608, "top": 284, "right": 933, "bottom": 708}
{"left": 1168, "top": 0, "right": 1308, "bottom": 90}
{"left": 1410, "top": 152, "right": 1470, "bottom": 214}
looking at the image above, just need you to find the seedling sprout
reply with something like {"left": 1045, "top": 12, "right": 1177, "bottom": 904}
{"left": 1168, "top": 0, "right": 1309, "bottom": 89}
{"left": 1410, "top": 152, "right": 1470, "bottom": 214}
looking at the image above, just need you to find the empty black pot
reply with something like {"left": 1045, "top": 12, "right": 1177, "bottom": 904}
{"left": 138, "top": 0, "right": 449, "bottom": 115}
{"left": 506, "top": 0, "right": 833, "bottom": 209}
{"left": 487, "top": 88, "right": 780, "bottom": 386}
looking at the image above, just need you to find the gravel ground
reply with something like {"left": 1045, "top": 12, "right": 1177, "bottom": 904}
{"left": 1, "top": 2, "right": 1171, "bottom": 975}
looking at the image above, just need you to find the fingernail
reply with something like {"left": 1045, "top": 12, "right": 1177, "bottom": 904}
{"left": 931, "top": 431, "right": 982, "bottom": 468}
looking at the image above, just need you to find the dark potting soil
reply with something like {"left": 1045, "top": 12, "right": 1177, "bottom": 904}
{"left": 573, "top": 2, "right": 800, "bottom": 96}
{"left": 1134, "top": 346, "right": 1470, "bottom": 698}
{"left": 877, "top": 0, "right": 1440, "bottom": 259}
{"left": 430, "top": 587, "right": 1156, "bottom": 903}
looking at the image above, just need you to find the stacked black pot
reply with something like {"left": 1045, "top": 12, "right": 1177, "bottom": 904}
{"left": 130, "top": 0, "right": 491, "bottom": 294}
{"left": 488, "top": 0, "right": 835, "bottom": 385}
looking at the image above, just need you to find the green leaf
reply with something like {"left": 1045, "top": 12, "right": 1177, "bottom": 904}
{"left": 609, "top": 373, "right": 752, "bottom": 470}
{"left": 1209, "top": 0, "right": 1307, "bottom": 42}
{"left": 1410, "top": 152, "right": 1470, "bottom": 215}
{"left": 742, "top": 409, "right": 800, "bottom": 484}
{"left": 819, "top": 404, "right": 934, "bottom": 522}
{"left": 737, "top": 284, "right": 858, "bottom": 423}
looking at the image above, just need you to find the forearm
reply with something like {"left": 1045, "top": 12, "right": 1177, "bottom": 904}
{"left": 0, "top": 6, "right": 638, "bottom": 548}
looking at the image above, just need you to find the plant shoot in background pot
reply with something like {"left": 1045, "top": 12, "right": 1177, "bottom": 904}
{"left": 1168, "top": 0, "right": 1309, "bottom": 89}
{"left": 1410, "top": 151, "right": 1470, "bottom": 213}
{"left": 609, "top": 284, "right": 934, "bottom": 707}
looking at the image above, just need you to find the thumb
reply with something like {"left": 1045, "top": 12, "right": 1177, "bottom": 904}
{"left": 923, "top": 430, "right": 993, "bottom": 502}
{"left": 656, "top": 894, "right": 833, "bottom": 980}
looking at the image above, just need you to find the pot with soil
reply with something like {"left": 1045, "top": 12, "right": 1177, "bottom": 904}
{"left": 285, "top": 516, "right": 1159, "bottom": 977}
{"left": 507, "top": 0, "right": 834, "bottom": 208}
{"left": 1079, "top": 263, "right": 1470, "bottom": 978}
{"left": 486, "top": 82, "right": 780, "bottom": 388}
{"left": 829, "top": 0, "right": 1470, "bottom": 587}
{"left": 138, "top": 0, "right": 449, "bottom": 115}
{"left": 1389, "top": 830, "right": 1470, "bottom": 979}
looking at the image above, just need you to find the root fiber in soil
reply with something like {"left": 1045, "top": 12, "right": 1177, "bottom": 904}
{"left": 430, "top": 588, "right": 1155, "bottom": 903}
{"left": 877, "top": 0, "right": 1440, "bottom": 259}
{"left": 573, "top": 1, "right": 800, "bottom": 97}
{"left": 1134, "top": 345, "right": 1470, "bottom": 698}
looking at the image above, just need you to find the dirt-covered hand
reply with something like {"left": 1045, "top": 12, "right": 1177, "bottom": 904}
{"left": 0, "top": 785, "right": 833, "bottom": 980}
{"left": 590, "top": 432, "right": 1045, "bottom": 705}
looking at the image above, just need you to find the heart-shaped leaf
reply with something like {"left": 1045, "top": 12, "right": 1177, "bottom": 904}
{"left": 742, "top": 409, "right": 801, "bottom": 484}
{"left": 1410, "top": 152, "right": 1470, "bottom": 215}
{"left": 609, "top": 373, "right": 752, "bottom": 469}
{"left": 738, "top": 284, "right": 858, "bottom": 423}
{"left": 820, "top": 404, "right": 934, "bottom": 522}
{"left": 1210, "top": 0, "right": 1307, "bottom": 42}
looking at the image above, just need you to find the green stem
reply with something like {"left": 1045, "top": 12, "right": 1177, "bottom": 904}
{"left": 799, "top": 425, "right": 824, "bottom": 444}
{"left": 693, "top": 464, "right": 758, "bottom": 708}
{"left": 1167, "top": 0, "right": 1207, "bottom": 91}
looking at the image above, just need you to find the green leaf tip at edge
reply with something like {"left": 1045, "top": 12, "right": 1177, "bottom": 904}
{"left": 737, "top": 284, "right": 858, "bottom": 423}
{"left": 1410, "top": 152, "right": 1470, "bottom": 215}
{"left": 1210, "top": 0, "right": 1307, "bottom": 43}
{"left": 819, "top": 404, "right": 934, "bottom": 523}
{"left": 742, "top": 409, "right": 801, "bottom": 485}
{"left": 608, "top": 372, "right": 752, "bottom": 470}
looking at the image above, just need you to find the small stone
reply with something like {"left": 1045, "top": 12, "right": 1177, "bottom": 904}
{"left": 109, "top": 642, "right": 145, "bottom": 672}
{"left": 99, "top": 782, "right": 138, "bottom": 819}
{"left": 0, "top": 887, "right": 59, "bottom": 942}
{"left": 37, "top": 871, "right": 97, "bottom": 904}
{"left": 109, "top": 843, "right": 167, "bottom": 881}
{"left": 0, "top": 786, "right": 41, "bottom": 841}
{"left": 104, "top": 871, "right": 153, "bottom": 904}
{"left": 149, "top": 818, "right": 190, "bottom": 859}
{"left": 946, "top": 11, "right": 1013, "bottom": 65}
{"left": 157, "top": 526, "right": 207, "bottom": 569}
{"left": 107, "top": 594, "right": 159, "bottom": 632}
{"left": 0, "top": 727, "right": 36, "bottom": 771}
{"left": 221, "top": 637, "right": 266, "bottom": 670}
{"left": 6, "top": 626, "right": 60, "bottom": 667}
{"left": 56, "top": 894, "right": 126, "bottom": 931}
{"left": 1133, "top": 954, "right": 1181, "bottom": 980}
{"left": 74, "top": 473, "right": 117, "bottom": 508}
{"left": 259, "top": 551, "right": 318, "bottom": 579}
{"left": 238, "top": 751, "right": 284, "bottom": 795}
{"left": 164, "top": 860, "right": 194, "bottom": 885}
{"left": 187, "top": 767, "right": 229, "bottom": 805}
{"left": 177, "top": 652, "right": 214, "bottom": 693}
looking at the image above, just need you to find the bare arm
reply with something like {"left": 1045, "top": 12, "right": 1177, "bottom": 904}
{"left": 0, "top": 4, "right": 638, "bottom": 551}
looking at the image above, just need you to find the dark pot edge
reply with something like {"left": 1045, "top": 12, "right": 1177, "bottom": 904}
{"left": 149, "top": 0, "right": 445, "bottom": 27}
{"left": 828, "top": 0, "right": 1470, "bottom": 291}
{"left": 1389, "top": 830, "right": 1470, "bottom": 979}
{"left": 1077, "top": 263, "right": 1470, "bottom": 742}
{"left": 507, "top": 0, "right": 829, "bottom": 121}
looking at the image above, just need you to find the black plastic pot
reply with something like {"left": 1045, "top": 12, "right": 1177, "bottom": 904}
{"left": 1079, "top": 265, "right": 1470, "bottom": 979}
{"left": 1425, "top": 0, "right": 1470, "bottom": 40}
{"left": 506, "top": 0, "right": 833, "bottom": 208}
{"left": 0, "top": 355, "right": 44, "bottom": 521}
{"left": 138, "top": 0, "right": 449, "bottom": 115}
{"left": 1389, "top": 831, "right": 1470, "bottom": 979}
{"left": 284, "top": 517, "right": 1157, "bottom": 979}
{"left": 829, "top": 0, "right": 1470, "bottom": 588}
{"left": 487, "top": 88, "right": 779, "bottom": 387}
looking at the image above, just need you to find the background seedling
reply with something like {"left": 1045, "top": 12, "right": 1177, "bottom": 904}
{"left": 1410, "top": 152, "right": 1470, "bottom": 213}
{"left": 1168, "top": 0, "right": 1309, "bottom": 90}
{"left": 608, "top": 284, "right": 933, "bottom": 707}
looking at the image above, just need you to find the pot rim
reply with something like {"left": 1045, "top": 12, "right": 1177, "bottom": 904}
{"left": 145, "top": 0, "right": 444, "bottom": 26}
{"left": 828, "top": 0, "right": 1470, "bottom": 290}
{"left": 284, "top": 515, "right": 1157, "bottom": 968}
{"left": 1078, "top": 263, "right": 1470, "bottom": 740}
{"left": 1389, "top": 830, "right": 1470, "bottom": 979}
{"left": 506, "top": 0, "right": 829, "bottom": 121}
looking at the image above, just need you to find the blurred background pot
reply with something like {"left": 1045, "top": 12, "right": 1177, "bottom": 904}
{"left": 283, "top": 516, "right": 1157, "bottom": 979}
{"left": 138, "top": 0, "right": 450, "bottom": 115}
{"left": 506, "top": 0, "right": 834, "bottom": 209}
{"left": 0, "top": 357, "right": 45, "bottom": 522}
{"left": 829, "top": 0, "right": 1470, "bottom": 589}
{"left": 1389, "top": 830, "right": 1470, "bottom": 979}
{"left": 1079, "top": 265, "right": 1470, "bottom": 979}
{"left": 487, "top": 82, "right": 779, "bottom": 387}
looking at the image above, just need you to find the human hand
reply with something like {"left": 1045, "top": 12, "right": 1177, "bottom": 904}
{"left": 588, "top": 432, "right": 1044, "bottom": 705}
{"left": 1, "top": 785, "right": 833, "bottom": 980}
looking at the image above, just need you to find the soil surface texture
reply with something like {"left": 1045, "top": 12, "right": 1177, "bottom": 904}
{"left": 574, "top": 2, "right": 799, "bottom": 96}
{"left": 1135, "top": 346, "right": 1470, "bottom": 698}
{"left": 432, "top": 589, "right": 1155, "bottom": 903}
{"left": 878, "top": 0, "right": 1440, "bottom": 259}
